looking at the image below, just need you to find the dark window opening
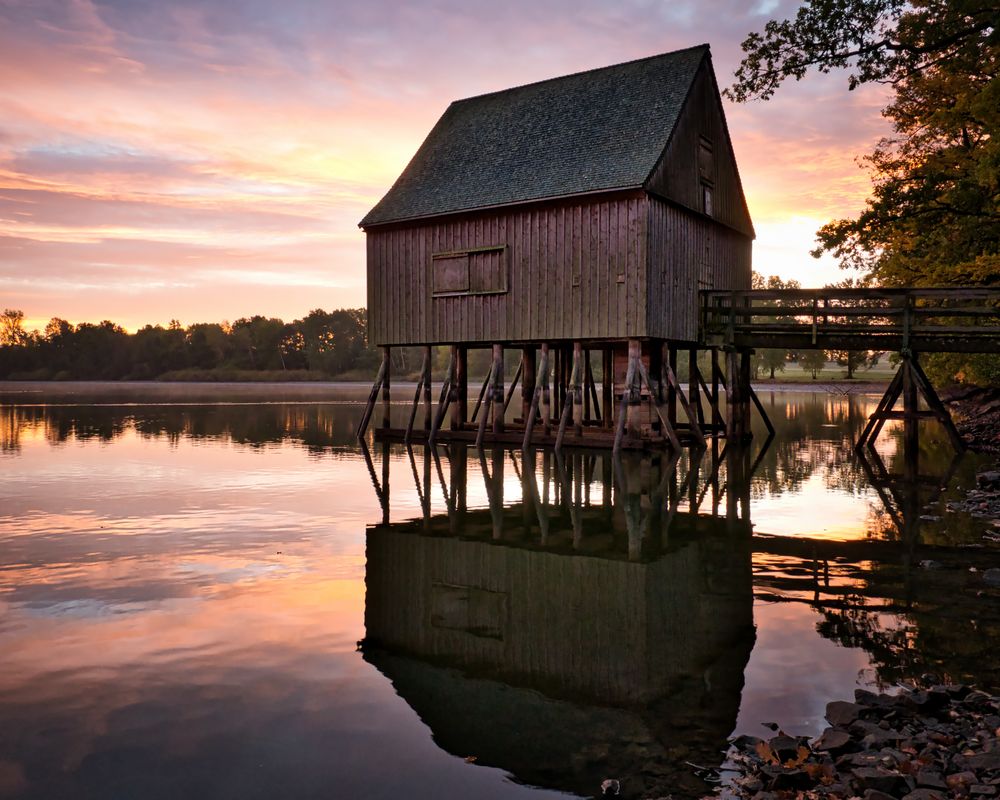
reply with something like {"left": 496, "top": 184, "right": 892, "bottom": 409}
{"left": 432, "top": 246, "right": 508, "bottom": 296}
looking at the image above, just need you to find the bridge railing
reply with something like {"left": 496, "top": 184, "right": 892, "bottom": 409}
{"left": 700, "top": 287, "right": 1000, "bottom": 353}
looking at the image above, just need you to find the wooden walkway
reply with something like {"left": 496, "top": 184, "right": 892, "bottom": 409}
{"left": 700, "top": 287, "right": 1000, "bottom": 451}
{"left": 700, "top": 287, "right": 1000, "bottom": 354}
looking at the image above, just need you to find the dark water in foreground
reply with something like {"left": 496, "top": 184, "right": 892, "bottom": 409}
{"left": 3, "top": 382, "right": 1000, "bottom": 799}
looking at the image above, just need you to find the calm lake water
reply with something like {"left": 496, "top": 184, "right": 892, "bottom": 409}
{"left": 3, "top": 381, "right": 1000, "bottom": 799}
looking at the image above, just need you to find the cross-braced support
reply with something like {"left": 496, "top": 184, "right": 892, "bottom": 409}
{"left": 856, "top": 352, "right": 965, "bottom": 453}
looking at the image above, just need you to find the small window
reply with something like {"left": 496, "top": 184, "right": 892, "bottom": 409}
{"left": 702, "top": 183, "right": 714, "bottom": 217}
{"left": 432, "top": 246, "right": 507, "bottom": 296}
{"left": 698, "top": 136, "right": 714, "bottom": 181}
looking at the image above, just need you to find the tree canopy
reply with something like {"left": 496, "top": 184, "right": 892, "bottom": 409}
{"left": 731, "top": 0, "right": 999, "bottom": 287}
{"left": 731, "top": 1, "right": 999, "bottom": 383}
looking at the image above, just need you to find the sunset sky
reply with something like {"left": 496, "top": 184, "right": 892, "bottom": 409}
{"left": 0, "top": 0, "right": 889, "bottom": 332}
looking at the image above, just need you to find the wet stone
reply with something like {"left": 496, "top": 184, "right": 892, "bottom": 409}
{"left": 903, "top": 790, "right": 948, "bottom": 800}
{"left": 852, "top": 766, "right": 909, "bottom": 795}
{"left": 917, "top": 769, "right": 947, "bottom": 789}
{"left": 828, "top": 700, "right": 866, "bottom": 726}
{"left": 813, "top": 727, "right": 853, "bottom": 753}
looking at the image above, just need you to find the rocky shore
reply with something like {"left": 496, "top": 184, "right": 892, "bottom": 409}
{"left": 709, "top": 685, "right": 1000, "bottom": 800}
{"left": 946, "top": 387, "right": 1000, "bottom": 454}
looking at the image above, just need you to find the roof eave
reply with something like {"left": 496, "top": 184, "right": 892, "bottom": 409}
{"left": 359, "top": 185, "right": 647, "bottom": 231}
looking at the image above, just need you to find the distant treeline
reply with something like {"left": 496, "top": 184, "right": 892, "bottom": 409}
{"left": 0, "top": 308, "right": 388, "bottom": 381}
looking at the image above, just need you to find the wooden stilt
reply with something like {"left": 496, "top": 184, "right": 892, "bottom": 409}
{"left": 522, "top": 344, "right": 549, "bottom": 451}
{"left": 492, "top": 344, "right": 505, "bottom": 434}
{"left": 725, "top": 349, "right": 751, "bottom": 443}
{"left": 470, "top": 363, "right": 490, "bottom": 424}
{"left": 649, "top": 342, "right": 663, "bottom": 437}
{"left": 554, "top": 343, "right": 582, "bottom": 453}
{"left": 636, "top": 358, "right": 681, "bottom": 451}
{"left": 427, "top": 349, "right": 454, "bottom": 446}
{"left": 586, "top": 357, "right": 601, "bottom": 423}
{"left": 454, "top": 346, "right": 468, "bottom": 430}
{"left": 667, "top": 344, "right": 678, "bottom": 429}
{"left": 711, "top": 348, "right": 722, "bottom": 433}
{"left": 582, "top": 349, "right": 591, "bottom": 423}
{"left": 909, "top": 356, "right": 965, "bottom": 452}
{"left": 602, "top": 347, "right": 614, "bottom": 430}
{"left": 521, "top": 347, "right": 536, "bottom": 424}
{"left": 404, "top": 347, "right": 430, "bottom": 443}
{"left": 689, "top": 348, "right": 703, "bottom": 427}
{"left": 541, "top": 343, "right": 552, "bottom": 437}
{"left": 381, "top": 346, "right": 391, "bottom": 431}
{"left": 613, "top": 340, "right": 640, "bottom": 455}
{"left": 572, "top": 342, "right": 584, "bottom": 437}
{"left": 663, "top": 361, "right": 706, "bottom": 447}
{"left": 476, "top": 361, "right": 495, "bottom": 449}
{"left": 422, "top": 345, "right": 433, "bottom": 431}
{"left": 857, "top": 365, "right": 905, "bottom": 448}
{"left": 356, "top": 357, "right": 386, "bottom": 440}
{"left": 502, "top": 358, "right": 522, "bottom": 415}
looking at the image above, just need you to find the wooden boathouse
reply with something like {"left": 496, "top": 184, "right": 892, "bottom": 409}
{"left": 358, "top": 44, "right": 755, "bottom": 451}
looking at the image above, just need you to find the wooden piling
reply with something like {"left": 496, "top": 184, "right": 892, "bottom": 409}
{"left": 521, "top": 347, "right": 536, "bottom": 424}
{"left": 381, "top": 346, "right": 391, "bottom": 431}
{"left": 492, "top": 344, "right": 505, "bottom": 434}
{"left": 572, "top": 341, "right": 584, "bottom": 437}
{"left": 602, "top": 347, "right": 613, "bottom": 430}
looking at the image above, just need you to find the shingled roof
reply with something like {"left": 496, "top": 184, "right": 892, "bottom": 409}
{"left": 360, "top": 44, "right": 710, "bottom": 228}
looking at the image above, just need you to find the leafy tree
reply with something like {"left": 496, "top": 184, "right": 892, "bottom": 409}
{"left": 821, "top": 278, "right": 883, "bottom": 378}
{"left": 750, "top": 272, "right": 800, "bottom": 379}
{"left": 186, "top": 323, "right": 229, "bottom": 369}
{"left": 1, "top": 309, "right": 27, "bottom": 346}
{"left": 760, "top": 348, "right": 788, "bottom": 380}
{"left": 799, "top": 349, "right": 829, "bottom": 380}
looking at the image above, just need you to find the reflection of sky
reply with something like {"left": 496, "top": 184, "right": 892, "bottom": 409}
{"left": 0, "top": 409, "right": 571, "bottom": 799}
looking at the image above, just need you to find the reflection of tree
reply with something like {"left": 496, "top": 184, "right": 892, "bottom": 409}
{"left": 0, "top": 403, "right": 367, "bottom": 454}
{"left": 751, "top": 393, "right": 870, "bottom": 496}
{"left": 757, "top": 552, "right": 1000, "bottom": 692}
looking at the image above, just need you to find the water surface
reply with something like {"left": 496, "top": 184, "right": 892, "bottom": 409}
{"left": 2, "top": 382, "right": 1000, "bottom": 799}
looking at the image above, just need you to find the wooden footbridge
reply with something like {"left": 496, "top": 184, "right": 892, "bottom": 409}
{"left": 702, "top": 286, "right": 1000, "bottom": 451}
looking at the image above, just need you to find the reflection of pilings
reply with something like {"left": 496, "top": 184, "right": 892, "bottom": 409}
{"left": 367, "top": 437, "right": 758, "bottom": 558}
{"left": 856, "top": 437, "right": 964, "bottom": 542}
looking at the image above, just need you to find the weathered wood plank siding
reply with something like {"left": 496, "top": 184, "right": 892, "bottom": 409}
{"left": 366, "top": 193, "right": 649, "bottom": 346}
{"left": 646, "top": 198, "right": 751, "bottom": 341}
{"left": 645, "top": 61, "right": 754, "bottom": 239}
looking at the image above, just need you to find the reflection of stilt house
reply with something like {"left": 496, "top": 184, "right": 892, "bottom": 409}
{"left": 358, "top": 45, "right": 754, "bottom": 450}
{"left": 361, "top": 444, "right": 755, "bottom": 798}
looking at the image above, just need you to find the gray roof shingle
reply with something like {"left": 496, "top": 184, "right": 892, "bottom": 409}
{"left": 360, "top": 45, "right": 709, "bottom": 227}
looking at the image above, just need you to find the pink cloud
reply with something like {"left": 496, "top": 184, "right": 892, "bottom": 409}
{"left": 0, "top": 0, "right": 889, "bottom": 326}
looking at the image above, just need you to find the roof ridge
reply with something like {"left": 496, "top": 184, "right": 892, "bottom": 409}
{"left": 449, "top": 43, "right": 710, "bottom": 106}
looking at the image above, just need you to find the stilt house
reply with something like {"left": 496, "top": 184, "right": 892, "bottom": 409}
{"left": 358, "top": 44, "right": 755, "bottom": 450}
